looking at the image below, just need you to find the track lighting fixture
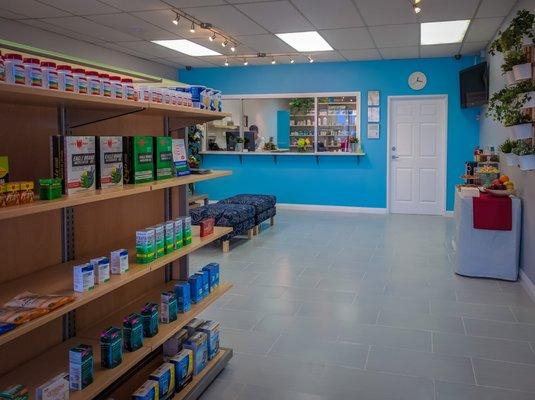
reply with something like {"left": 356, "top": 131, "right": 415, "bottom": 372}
{"left": 209, "top": 33, "right": 216, "bottom": 41}
{"left": 224, "top": 58, "right": 229, "bottom": 66}
{"left": 190, "top": 22, "right": 195, "bottom": 33}
{"left": 172, "top": 13, "right": 180, "bottom": 25}
{"left": 230, "top": 44, "right": 236, "bottom": 52}
{"left": 222, "top": 40, "right": 228, "bottom": 48}
{"left": 243, "top": 58, "right": 248, "bottom": 66}
{"left": 308, "top": 56, "right": 314, "bottom": 63}
{"left": 289, "top": 57, "right": 295, "bottom": 64}
{"left": 413, "top": 0, "right": 421, "bottom": 14}
{"left": 271, "top": 57, "right": 276, "bottom": 64}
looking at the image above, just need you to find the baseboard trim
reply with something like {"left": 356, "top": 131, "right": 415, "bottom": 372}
{"left": 443, "top": 211, "right": 454, "bottom": 217}
{"left": 520, "top": 269, "right": 535, "bottom": 302}
{"left": 277, "top": 203, "right": 388, "bottom": 214}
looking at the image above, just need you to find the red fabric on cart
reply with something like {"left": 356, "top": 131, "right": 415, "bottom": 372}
{"left": 473, "top": 193, "right": 512, "bottom": 231}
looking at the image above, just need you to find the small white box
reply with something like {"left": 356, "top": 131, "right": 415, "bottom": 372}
{"left": 73, "top": 263, "right": 94, "bottom": 293}
{"left": 110, "top": 249, "right": 129, "bottom": 275}
{"left": 36, "top": 373, "right": 69, "bottom": 400}
{"left": 90, "top": 256, "right": 110, "bottom": 284}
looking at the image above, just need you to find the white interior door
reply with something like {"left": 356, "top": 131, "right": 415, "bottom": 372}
{"left": 389, "top": 97, "right": 446, "bottom": 215}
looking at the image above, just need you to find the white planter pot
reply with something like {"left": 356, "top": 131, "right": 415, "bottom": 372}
{"left": 513, "top": 63, "right": 532, "bottom": 81}
{"left": 505, "top": 70, "right": 516, "bottom": 85}
{"left": 518, "top": 154, "right": 535, "bottom": 170}
{"left": 523, "top": 35, "right": 534, "bottom": 46}
{"left": 504, "top": 152, "right": 518, "bottom": 167}
{"left": 520, "top": 91, "right": 535, "bottom": 109}
{"left": 512, "top": 122, "right": 533, "bottom": 139}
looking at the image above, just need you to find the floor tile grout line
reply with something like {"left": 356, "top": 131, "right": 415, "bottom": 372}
{"left": 363, "top": 344, "right": 372, "bottom": 370}
{"left": 263, "top": 333, "right": 282, "bottom": 357}
{"left": 470, "top": 357, "right": 478, "bottom": 385}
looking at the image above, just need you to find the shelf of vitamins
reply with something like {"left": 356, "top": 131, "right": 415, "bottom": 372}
{"left": 0, "top": 52, "right": 227, "bottom": 114}
{"left": 0, "top": 225, "right": 232, "bottom": 346}
{"left": 317, "top": 96, "right": 358, "bottom": 152}
{"left": 0, "top": 137, "right": 231, "bottom": 220}
{"left": 0, "top": 271, "right": 232, "bottom": 400}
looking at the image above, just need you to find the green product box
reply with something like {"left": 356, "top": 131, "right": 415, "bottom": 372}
{"left": 38, "top": 178, "right": 62, "bottom": 200}
{"left": 96, "top": 136, "right": 123, "bottom": 189}
{"left": 123, "top": 313, "right": 144, "bottom": 352}
{"left": 153, "top": 136, "right": 173, "bottom": 180}
{"left": 100, "top": 327, "right": 123, "bottom": 369}
{"left": 136, "top": 229, "right": 156, "bottom": 264}
{"left": 69, "top": 344, "right": 94, "bottom": 391}
{"left": 164, "top": 220, "right": 175, "bottom": 254}
{"left": 123, "top": 136, "right": 154, "bottom": 184}
{"left": 183, "top": 216, "right": 192, "bottom": 246}
{"left": 174, "top": 219, "right": 184, "bottom": 250}
{"left": 151, "top": 224, "right": 165, "bottom": 258}
{"left": 141, "top": 303, "right": 159, "bottom": 338}
{"left": 0, "top": 156, "right": 9, "bottom": 184}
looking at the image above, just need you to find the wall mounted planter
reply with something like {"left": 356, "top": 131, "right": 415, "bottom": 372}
{"left": 503, "top": 152, "right": 518, "bottom": 166}
{"left": 510, "top": 122, "right": 533, "bottom": 139}
{"left": 505, "top": 71, "right": 516, "bottom": 86}
{"left": 518, "top": 154, "right": 535, "bottom": 170}
{"left": 513, "top": 63, "right": 533, "bottom": 81}
{"left": 520, "top": 91, "right": 535, "bottom": 108}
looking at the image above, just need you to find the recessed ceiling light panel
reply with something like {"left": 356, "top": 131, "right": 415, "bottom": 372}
{"left": 420, "top": 20, "right": 470, "bottom": 45}
{"left": 152, "top": 39, "right": 221, "bottom": 56}
{"left": 276, "top": 31, "right": 333, "bottom": 52}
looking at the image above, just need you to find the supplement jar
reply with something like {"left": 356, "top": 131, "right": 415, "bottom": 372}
{"left": 87, "top": 71, "right": 101, "bottom": 95}
{"left": 41, "top": 61, "right": 58, "bottom": 90}
{"left": 57, "top": 65, "right": 74, "bottom": 92}
{"left": 99, "top": 73, "right": 112, "bottom": 97}
{"left": 5, "top": 53, "right": 25, "bottom": 85}
{"left": 110, "top": 76, "right": 123, "bottom": 99}
{"left": 73, "top": 68, "right": 88, "bottom": 94}
{"left": 23, "top": 58, "right": 42, "bottom": 87}
{"left": 122, "top": 78, "right": 135, "bottom": 100}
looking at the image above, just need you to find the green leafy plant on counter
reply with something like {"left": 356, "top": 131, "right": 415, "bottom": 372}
{"left": 489, "top": 9, "right": 535, "bottom": 55}
{"left": 499, "top": 138, "right": 516, "bottom": 154}
{"left": 501, "top": 48, "right": 528, "bottom": 74}
{"left": 235, "top": 137, "right": 244, "bottom": 143}
{"left": 486, "top": 80, "right": 535, "bottom": 126}
{"left": 289, "top": 98, "right": 314, "bottom": 115}
{"left": 263, "top": 137, "right": 277, "bottom": 151}
{"left": 348, "top": 136, "right": 360, "bottom": 144}
{"left": 512, "top": 140, "right": 535, "bottom": 155}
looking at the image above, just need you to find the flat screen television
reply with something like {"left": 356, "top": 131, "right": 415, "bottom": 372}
{"left": 460, "top": 62, "right": 489, "bottom": 108}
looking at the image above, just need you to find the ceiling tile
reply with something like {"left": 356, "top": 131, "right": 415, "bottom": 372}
{"left": 87, "top": 13, "right": 179, "bottom": 40}
{"left": 460, "top": 41, "right": 488, "bottom": 55}
{"left": 182, "top": 5, "right": 266, "bottom": 36}
{"left": 98, "top": 0, "right": 167, "bottom": 12}
{"left": 0, "top": 8, "right": 27, "bottom": 18}
{"left": 309, "top": 51, "right": 346, "bottom": 62}
{"left": 40, "top": 16, "right": 140, "bottom": 42}
{"left": 116, "top": 40, "right": 196, "bottom": 58}
{"left": 37, "top": 0, "right": 119, "bottom": 15}
{"left": 369, "top": 24, "right": 419, "bottom": 48}
{"left": 420, "top": 43, "right": 461, "bottom": 58}
{"left": 464, "top": 17, "right": 502, "bottom": 43}
{"left": 319, "top": 27, "right": 374, "bottom": 50}
{"left": 353, "top": 0, "right": 417, "bottom": 26}
{"left": 379, "top": 46, "right": 419, "bottom": 59}
{"left": 292, "top": 0, "right": 364, "bottom": 29}
{"left": 0, "top": 0, "right": 70, "bottom": 18}
{"left": 235, "top": 1, "right": 313, "bottom": 33}
{"left": 236, "top": 34, "right": 294, "bottom": 53}
{"left": 418, "top": 0, "right": 479, "bottom": 23}
{"left": 340, "top": 48, "right": 381, "bottom": 60}
{"left": 98, "top": 42, "right": 154, "bottom": 58}
{"left": 20, "top": 19, "right": 107, "bottom": 43}
{"left": 476, "top": 0, "right": 516, "bottom": 18}
{"left": 132, "top": 9, "right": 209, "bottom": 39}
{"left": 165, "top": 0, "right": 226, "bottom": 6}
{"left": 149, "top": 57, "right": 186, "bottom": 68}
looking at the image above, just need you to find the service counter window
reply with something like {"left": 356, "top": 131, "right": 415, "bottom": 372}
{"left": 317, "top": 96, "right": 358, "bottom": 152}
{"left": 203, "top": 99, "right": 242, "bottom": 151}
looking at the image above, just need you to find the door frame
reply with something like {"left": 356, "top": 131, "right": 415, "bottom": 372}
{"left": 386, "top": 94, "right": 448, "bottom": 216}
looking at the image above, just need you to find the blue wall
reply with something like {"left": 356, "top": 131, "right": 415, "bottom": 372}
{"left": 180, "top": 57, "right": 480, "bottom": 210}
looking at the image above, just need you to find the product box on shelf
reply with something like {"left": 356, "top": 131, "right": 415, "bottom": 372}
{"left": 69, "top": 344, "right": 94, "bottom": 391}
{"left": 200, "top": 218, "right": 215, "bottom": 237}
{"left": 174, "top": 218, "right": 184, "bottom": 250}
{"left": 199, "top": 320, "right": 220, "bottom": 361}
{"left": 198, "top": 269, "right": 210, "bottom": 296}
{"left": 73, "top": 263, "right": 95, "bottom": 293}
{"left": 100, "top": 326, "right": 123, "bottom": 369}
{"left": 184, "top": 331, "right": 208, "bottom": 375}
{"left": 132, "top": 380, "right": 159, "bottom": 400}
{"left": 149, "top": 363, "right": 175, "bottom": 400}
{"left": 51, "top": 136, "right": 96, "bottom": 195}
{"left": 0, "top": 384, "right": 28, "bottom": 400}
{"left": 136, "top": 228, "right": 156, "bottom": 264}
{"left": 188, "top": 274, "right": 203, "bottom": 304}
{"left": 183, "top": 216, "right": 192, "bottom": 245}
{"left": 202, "top": 263, "right": 219, "bottom": 291}
{"left": 174, "top": 281, "right": 191, "bottom": 313}
{"left": 96, "top": 136, "right": 123, "bottom": 189}
{"left": 123, "top": 136, "right": 154, "bottom": 184}
{"left": 90, "top": 256, "right": 110, "bottom": 284}
{"left": 141, "top": 302, "right": 159, "bottom": 338}
{"left": 163, "top": 329, "right": 188, "bottom": 360}
{"left": 153, "top": 136, "right": 173, "bottom": 180}
{"left": 170, "top": 349, "right": 193, "bottom": 392}
{"left": 35, "top": 373, "right": 69, "bottom": 400}
{"left": 171, "top": 139, "right": 190, "bottom": 177}
{"left": 123, "top": 312, "right": 144, "bottom": 352}
{"left": 160, "top": 291, "right": 177, "bottom": 324}
{"left": 152, "top": 224, "right": 165, "bottom": 258}
{"left": 184, "top": 318, "right": 204, "bottom": 337}
{"left": 110, "top": 248, "right": 128, "bottom": 274}
{"left": 0, "top": 156, "right": 9, "bottom": 184}
{"left": 164, "top": 220, "right": 175, "bottom": 254}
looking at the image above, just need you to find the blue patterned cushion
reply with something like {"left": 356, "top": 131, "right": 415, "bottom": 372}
{"left": 256, "top": 207, "right": 276, "bottom": 225}
{"left": 190, "top": 203, "right": 255, "bottom": 225}
{"left": 220, "top": 218, "right": 255, "bottom": 241}
{"left": 219, "top": 194, "right": 276, "bottom": 214}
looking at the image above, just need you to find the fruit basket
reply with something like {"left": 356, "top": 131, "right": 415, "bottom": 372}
{"left": 482, "top": 188, "right": 515, "bottom": 197}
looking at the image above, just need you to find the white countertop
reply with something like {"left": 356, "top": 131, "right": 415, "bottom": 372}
{"left": 200, "top": 151, "right": 366, "bottom": 156}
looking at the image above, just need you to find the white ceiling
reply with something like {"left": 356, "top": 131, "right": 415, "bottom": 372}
{"left": 0, "top": 0, "right": 517, "bottom": 68}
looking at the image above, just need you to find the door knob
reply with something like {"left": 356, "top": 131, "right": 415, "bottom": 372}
{"left": 392, "top": 155, "right": 399, "bottom": 159}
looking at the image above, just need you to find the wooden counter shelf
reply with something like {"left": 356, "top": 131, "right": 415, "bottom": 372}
{"left": 0, "top": 226, "right": 232, "bottom": 347}
{"left": 0, "top": 171, "right": 232, "bottom": 221}
{"left": 0, "top": 82, "right": 230, "bottom": 120}
{"left": 0, "top": 282, "right": 232, "bottom": 400}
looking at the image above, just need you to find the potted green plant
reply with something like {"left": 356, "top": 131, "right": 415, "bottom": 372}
{"left": 296, "top": 137, "right": 310, "bottom": 152}
{"left": 235, "top": 136, "right": 244, "bottom": 152}
{"left": 501, "top": 49, "right": 526, "bottom": 84}
{"left": 513, "top": 140, "right": 535, "bottom": 170}
{"left": 263, "top": 137, "right": 277, "bottom": 151}
{"left": 499, "top": 138, "right": 518, "bottom": 166}
{"left": 518, "top": 80, "right": 535, "bottom": 109}
{"left": 289, "top": 98, "right": 314, "bottom": 116}
{"left": 489, "top": 10, "right": 535, "bottom": 55}
{"left": 348, "top": 136, "right": 360, "bottom": 153}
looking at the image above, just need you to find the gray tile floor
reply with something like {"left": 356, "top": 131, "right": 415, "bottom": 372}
{"left": 191, "top": 210, "right": 535, "bottom": 400}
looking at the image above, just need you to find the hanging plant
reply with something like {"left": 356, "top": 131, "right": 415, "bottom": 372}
{"left": 486, "top": 81, "right": 535, "bottom": 126}
{"left": 498, "top": 138, "right": 515, "bottom": 154}
{"left": 501, "top": 48, "right": 528, "bottom": 74}
{"left": 289, "top": 98, "right": 314, "bottom": 115}
{"left": 489, "top": 9, "right": 535, "bottom": 55}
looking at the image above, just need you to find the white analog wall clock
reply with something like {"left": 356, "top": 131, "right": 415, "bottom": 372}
{"left": 408, "top": 71, "right": 427, "bottom": 90}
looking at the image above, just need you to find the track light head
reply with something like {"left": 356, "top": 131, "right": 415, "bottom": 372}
{"left": 172, "top": 13, "right": 179, "bottom": 25}
{"left": 190, "top": 22, "right": 195, "bottom": 33}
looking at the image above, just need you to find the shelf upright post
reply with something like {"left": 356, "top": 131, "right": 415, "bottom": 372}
{"left": 164, "top": 116, "right": 173, "bottom": 282}
{"left": 58, "top": 104, "right": 76, "bottom": 340}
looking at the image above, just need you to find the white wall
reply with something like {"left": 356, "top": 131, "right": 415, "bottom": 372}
{"left": 479, "top": 0, "right": 535, "bottom": 283}
{"left": 0, "top": 18, "right": 177, "bottom": 80}
{"left": 243, "top": 98, "right": 289, "bottom": 145}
